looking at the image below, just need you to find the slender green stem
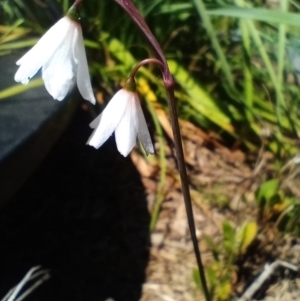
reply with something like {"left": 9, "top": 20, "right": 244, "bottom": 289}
{"left": 129, "top": 59, "right": 166, "bottom": 231}
{"left": 278, "top": 0, "right": 288, "bottom": 86}
{"left": 239, "top": 18, "right": 253, "bottom": 122}
{"left": 277, "top": 0, "right": 288, "bottom": 126}
{"left": 145, "top": 100, "right": 167, "bottom": 231}
{"left": 113, "top": 1, "right": 210, "bottom": 300}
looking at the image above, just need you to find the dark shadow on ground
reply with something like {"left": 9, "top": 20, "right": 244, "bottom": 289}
{"left": 0, "top": 103, "right": 150, "bottom": 301}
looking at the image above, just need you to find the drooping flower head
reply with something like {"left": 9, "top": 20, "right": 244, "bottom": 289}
{"left": 14, "top": 6, "right": 95, "bottom": 104}
{"left": 87, "top": 78, "right": 154, "bottom": 157}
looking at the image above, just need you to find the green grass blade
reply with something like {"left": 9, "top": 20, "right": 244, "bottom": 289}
{"left": 245, "top": 20, "right": 286, "bottom": 128}
{"left": 108, "top": 37, "right": 136, "bottom": 67}
{"left": 0, "top": 39, "right": 38, "bottom": 50}
{"left": 168, "top": 60, "right": 234, "bottom": 133}
{"left": 277, "top": 0, "right": 289, "bottom": 130}
{"left": 0, "top": 79, "right": 43, "bottom": 100}
{"left": 146, "top": 97, "right": 167, "bottom": 231}
{"left": 239, "top": 19, "right": 253, "bottom": 122}
{"left": 159, "top": 3, "right": 193, "bottom": 14}
{"left": 0, "top": 19, "right": 25, "bottom": 43}
{"left": 192, "top": 0, "right": 235, "bottom": 90}
{"left": 207, "top": 7, "right": 300, "bottom": 27}
{"left": 278, "top": 1, "right": 288, "bottom": 86}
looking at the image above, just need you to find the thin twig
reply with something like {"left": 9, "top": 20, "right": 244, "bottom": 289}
{"left": 2, "top": 266, "right": 51, "bottom": 301}
{"left": 238, "top": 260, "right": 299, "bottom": 301}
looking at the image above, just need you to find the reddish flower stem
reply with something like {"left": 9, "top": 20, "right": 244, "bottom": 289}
{"left": 72, "top": 0, "right": 83, "bottom": 8}
{"left": 129, "top": 58, "right": 164, "bottom": 79}
{"left": 113, "top": 1, "right": 211, "bottom": 300}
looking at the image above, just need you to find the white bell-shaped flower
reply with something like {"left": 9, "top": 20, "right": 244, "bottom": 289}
{"left": 14, "top": 15, "right": 95, "bottom": 104}
{"left": 87, "top": 88, "right": 154, "bottom": 157}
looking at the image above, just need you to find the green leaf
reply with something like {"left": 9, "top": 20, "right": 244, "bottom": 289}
{"left": 193, "top": 265, "right": 217, "bottom": 295}
{"left": 256, "top": 179, "right": 279, "bottom": 205}
{"left": 108, "top": 38, "right": 136, "bottom": 68}
{"left": 193, "top": 268, "right": 203, "bottom": 291}
{"left": 168, "top": 60, "right": 234, "bottom": 133}
{"left": 222, "top": 220, "right": 236, "bottom": 254}
{"left": 237, "top": 221, "right": 257, "bottom": 254}
{"left": 203, "top": 235, "right": 220, "bottom": 261}
{"left": 217, "top": 280, "right": 232, "bottom": 301}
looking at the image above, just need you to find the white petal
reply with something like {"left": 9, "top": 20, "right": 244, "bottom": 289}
{"left": 133, "top": 95, "right": 154, "bottom": 155}
{"left": 14, "top": 17, "right": 75, "bottom": 85}
{"left": 73, "top": 25, "right": 96, "bottom": 104}
{"left": 114, "top": 99, "right": 138, "bottom": 157}
{"left": 87, "top": 89, "right": 130, "bottom": 149}
{"left": 42, "top": 26, "right": 75, "bottom": 101}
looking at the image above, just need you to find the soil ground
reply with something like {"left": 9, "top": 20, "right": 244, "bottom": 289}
{"left": 0, "top": 103, "right": 299, "bottom": 301}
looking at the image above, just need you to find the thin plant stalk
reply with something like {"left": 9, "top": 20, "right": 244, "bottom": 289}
{"left": 235, "top": 0, "right": 253, "bottom": 123}
{"left": 112, "top": 1, "right": 210, "bottom": 300}
{"left": 145, "top": 97, "right": 167, "bottom": 231}
{"left": 242, "top": 24, "right": 253, "bottom": 121}
{"left": 130, "top": 59, "right": 167, "bottom": 231}
{"left": 278, "top": 0, "right": 288, "bottom": 86}
{"left": 277, "top": 0, "right": 288, "bottom": 125}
